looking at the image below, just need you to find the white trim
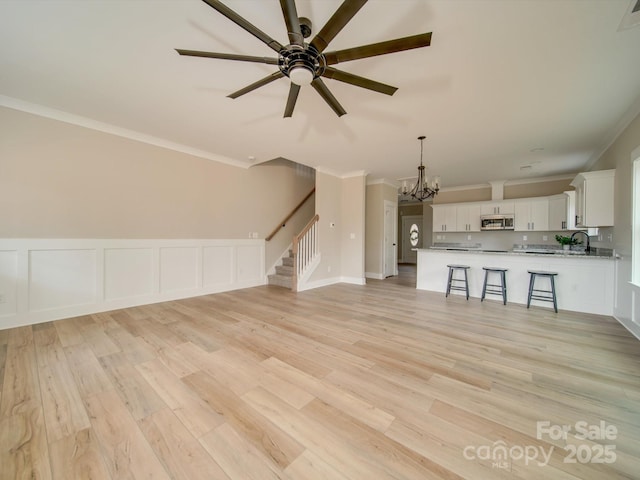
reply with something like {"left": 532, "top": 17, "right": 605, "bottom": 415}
{"left": 367, "top": 178, "right": 399, "bottom": 188}
{"left": 296, "top": 275, "right": 342, "bottom": 292}
{"left": 0, "top": 95, "right": 249, "bottom": 169}
{"left": 341, "top": 170, "right": 368, "bottom": 179}
{"left": 365, "top": 272, "right": 385, "bottom": 280}
{"left": 296, "top": 275, "right": 365, "bottom": 292}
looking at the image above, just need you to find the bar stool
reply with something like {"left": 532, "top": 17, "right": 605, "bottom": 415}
{"left": 481, "top": 267, "right": 508, "bottom": 305}
{"left": 446, "top": 265, "right": 470, "bottom": 300}
{"left": 527, "top": 270, "right": 559, "bottom": 313}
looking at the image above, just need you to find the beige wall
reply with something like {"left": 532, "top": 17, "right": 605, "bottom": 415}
{"left": 589, "top": 111, "right": 640, "bottom": 327}
{"left": 433, "top": 187, "right": 491, "bottom": 204}
{"left": 365, "top": 182, "right": 396, "bottom": 276}
{"left": 0, "top": 107, "right": 315, "bottom": 268}
{"left": 310, "top": 172, "right": 342, "bottom": 283}
{"left": 311, "top": 171, "right": 366, "bottom": 284}
{"left": 503, "top": 178, "right": 573, "bottom": 199}
{"left": 341, "top": 175, "right": 366, "bottom": 280}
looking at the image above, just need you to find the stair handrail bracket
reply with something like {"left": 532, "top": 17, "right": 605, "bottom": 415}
{"left": 292, "top": 214, "right": 320, "bottom": 292}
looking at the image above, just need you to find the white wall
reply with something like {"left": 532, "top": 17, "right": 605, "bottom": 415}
{"left": 0, "top": 238, "right": 264, "bottom": 329}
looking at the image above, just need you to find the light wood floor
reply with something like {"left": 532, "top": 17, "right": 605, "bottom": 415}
{"left": 1, "top": 266, "right": 640, "bottom": 479}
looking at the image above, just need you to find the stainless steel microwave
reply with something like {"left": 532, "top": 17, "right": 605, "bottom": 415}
{"left": 480, "top": 214, "right": 515, "bottom": 230}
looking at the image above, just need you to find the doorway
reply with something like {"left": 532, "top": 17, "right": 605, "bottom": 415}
{"left": 401, "top": 215, "right": 423, "bottom": 263}
{"left": 383, "top": 200, "right": 398, "bottom": 278}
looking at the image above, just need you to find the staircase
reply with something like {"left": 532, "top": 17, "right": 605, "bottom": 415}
{"left": 268, "top": 214, "right": 320, "bottom": 291}
{"left": 268, "top": 250, "right": 295, "bottom": 289}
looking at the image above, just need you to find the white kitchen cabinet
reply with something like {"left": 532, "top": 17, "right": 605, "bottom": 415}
{"left": 456, "top": 204, "right": 481, "bottom": 232}
{"left": 480, "top": 201, "right": 515, "bottom": 215}
{"left": 571, "top": 170, "right": 615, "bottom": 227}
{"left": 514, "top": 198, "right": 549, "bottom": 231}
{"left": 432, "top": 205, "right": 457, "bottom": 232}
{"left": 548, "top": 194, "right": 568, "bottom": 230}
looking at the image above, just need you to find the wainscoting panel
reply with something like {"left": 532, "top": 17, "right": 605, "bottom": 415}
{"left": 29, "top": 249, "right": 97, "bottom": 312}
{"left": 237, "top": 244, "right": 264, "bottom": 283}
{"left": 0, "top": 250, "right": 18, "bottom": 317}
{"left": 203, "top": 246, "right": 234, "bottom": 287}
{"left": 104, "top": 248, "right": 154, "bottom": 301}
{"left": 0, "top": 239, "right": 265, "bottom": 329}
{"left": 159, "top": 246, "right": 199, "bottom": 294}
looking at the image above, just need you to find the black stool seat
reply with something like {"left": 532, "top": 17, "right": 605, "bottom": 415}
{"left": 527, "top": 270, "right": 559, "bottom": 313}
{"left": 446, "top": 264, "right": 470, "bottom": 300}
{"left": 481, "top": 267, "right": 508, "bottom": 305}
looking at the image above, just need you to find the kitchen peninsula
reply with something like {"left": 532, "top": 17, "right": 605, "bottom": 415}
{"left": 416, "top": 247, "right": 615, "bottom": 315}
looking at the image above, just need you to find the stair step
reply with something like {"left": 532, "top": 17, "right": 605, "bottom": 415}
{"left": 268, "top": 274, "right": 292, "bottom": 289}
{"left": 276, "top": 265, "right": 293, "bottom": 276}
{"left": 282, "top": 257, "right": 294, "bottom": 267}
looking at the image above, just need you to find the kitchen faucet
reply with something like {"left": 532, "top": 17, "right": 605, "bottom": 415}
{"left": 570, "top": 230, "right": 590, "bottom": 253}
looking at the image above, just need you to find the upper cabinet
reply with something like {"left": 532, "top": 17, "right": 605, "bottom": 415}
{"left": 432, "top": 205, "right": 457, "bottom": 232}
{"left": 456, "top": 204, "right": 481, "bottom": 232}
{"left": 571, "top": 170, "right": 615, "bottom": 227}
{"left": 514, "top": 197, "right": 549, "bottom": 231}
{"left": 480, "top": 201, "right": 515, "bottom": 215}
{"left": 548, "top": 194, "right": 568, "bottom": 230}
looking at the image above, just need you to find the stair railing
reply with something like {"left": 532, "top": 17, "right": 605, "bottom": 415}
{"left": 292, "top": 214, "right": 319, "bottom": 292}
{"left": 265, "top": 188, "right": 315, "bottom": 242}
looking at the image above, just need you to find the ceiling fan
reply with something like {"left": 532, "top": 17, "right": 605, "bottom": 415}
{"left": 176, "top": 0, "right": 432, "bottom": 117}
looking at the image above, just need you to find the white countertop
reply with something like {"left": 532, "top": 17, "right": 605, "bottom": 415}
{"left": 422, "top": 247, "right": 613, "bottom": 260}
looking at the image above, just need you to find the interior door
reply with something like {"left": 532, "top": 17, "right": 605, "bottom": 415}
{"left": 401, "top": 215, "right": 423, "bottom": 264}
{"left": 383, "top": 201, "right": 398, "bottom": 277}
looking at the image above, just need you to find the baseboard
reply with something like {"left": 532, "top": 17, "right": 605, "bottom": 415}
{"left": 365, "top": 272, "right": 385, "bottom": 280}
{"left": 613, "top": 314, "right": 640, "bottom": 341}
{"left": 340, "top": 276, "right": 366, "bottom": 285}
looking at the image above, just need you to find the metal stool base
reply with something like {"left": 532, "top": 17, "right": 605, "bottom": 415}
{"left": 446, "top": 265, "right": 470, "bottom": 300}
{"left": 481, "top": 267, "right": 507, "bottom": 305}
{"left": 527, "top": 270, "right": 558, "bottom": 313}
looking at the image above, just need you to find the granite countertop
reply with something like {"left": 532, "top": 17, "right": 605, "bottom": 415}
{"left": 424, "top": 244, "right": 613, "bottom": 259}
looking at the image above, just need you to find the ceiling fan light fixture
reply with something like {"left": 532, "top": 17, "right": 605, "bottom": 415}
{"left": 289, "top": 66, "right": 314, "bottom": 85}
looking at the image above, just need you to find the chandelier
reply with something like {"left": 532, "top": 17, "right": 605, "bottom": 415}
{"left": 401, "top": 136, "right": 440, "bottom": 201}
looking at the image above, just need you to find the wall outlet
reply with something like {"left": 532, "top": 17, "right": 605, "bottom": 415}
{"left": 542, "top": 235, "right": 548, "bottom": 241}
{"left": 467, "top": 235, "right": 472, "bottom": 240}
{"left": 522, "top": 235, "right": 528, "bottom": 241}
{"left": 436, "top": 235, "right": 442, "bottom": 240}
{"left": 607, "top": 234, "right": 613, "bottom": 242}
{"left": 327, "top": 265, "right": 331, "bottom": 273}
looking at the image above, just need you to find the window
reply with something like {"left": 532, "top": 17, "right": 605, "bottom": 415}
{"left": 410, "top": 223, "right": 420, "bottom": 247}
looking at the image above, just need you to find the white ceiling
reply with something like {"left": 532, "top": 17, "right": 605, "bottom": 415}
{"left": 2, "top": 0, "right": 640, "bottom": 188}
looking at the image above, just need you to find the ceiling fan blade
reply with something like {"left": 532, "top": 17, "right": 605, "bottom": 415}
{"left": 311, "top": 78, "right": 346, "bottom": 117}
{"left": 227, "top": 71, "right": 285, "bottom": 99}
{"left": 201, "top": 0, "right": 283, "bottom": 53}
{"left": 322, "top": 67, "right": 397, "bottom": 96}
{"left": 324, "top": 32, "right": 432, "bottom": 65}
{"left": 284, "top": 83, "right": 301, "bottom": 117}
{"left": 310, "top": 0, "right": 367, "bottom": 53}
{"left": 280, "top": 0, "right": 304, "bottom": 46}
{"left": 175, "top": 49, "right": 279, "bottom": 65}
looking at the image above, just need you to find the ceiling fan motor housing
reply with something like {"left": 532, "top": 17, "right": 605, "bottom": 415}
{"left": 278, "top": 43, "right": 326, "bottom": 84}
